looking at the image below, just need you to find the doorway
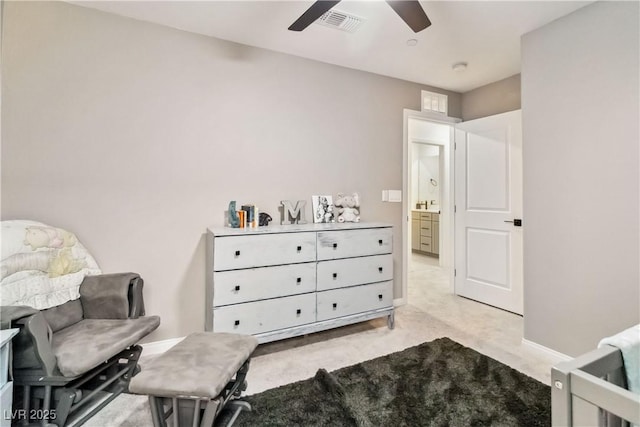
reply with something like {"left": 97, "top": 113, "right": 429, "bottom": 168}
{"left": 401, "top": 108, "right": 524, "bottom": 317}
{"left": 401, "top": 110, "right": 459, "bottom": 304}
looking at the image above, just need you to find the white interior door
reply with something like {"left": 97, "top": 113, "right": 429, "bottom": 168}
{"left": 454, "top": 110, "right": 523, "bottom": 315}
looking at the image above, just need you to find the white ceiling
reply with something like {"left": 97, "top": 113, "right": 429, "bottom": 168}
{"left": 72, "top": 1, "right": 592, "bottom": 93}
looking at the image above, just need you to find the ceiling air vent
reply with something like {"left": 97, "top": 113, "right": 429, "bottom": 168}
{"left": 316, "top": 10, "right": 365, "bottom": 33}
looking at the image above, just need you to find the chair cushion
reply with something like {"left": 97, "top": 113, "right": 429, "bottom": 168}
{"left": 41, "top": 299, "right": 83, "bottom": 332}
{"left": 52, "top": 316, "right": 160, "bottom": 377}
{"left": 129, "top": 332, "right": 258, "bottom": 399}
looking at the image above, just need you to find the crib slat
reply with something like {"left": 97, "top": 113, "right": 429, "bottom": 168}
{"left": 571, "top": 370, "right": 640, "bottom": 425}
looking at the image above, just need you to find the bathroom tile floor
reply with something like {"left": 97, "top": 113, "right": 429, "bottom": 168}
{"left": 245, "top": 253, "right": 563, "bottom": 395}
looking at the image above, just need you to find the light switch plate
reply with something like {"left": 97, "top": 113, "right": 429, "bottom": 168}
{"left": 388, "top": 190, "right": 402, "bottom": 202}
{"left": 382, "top": 190, "right": 402, "bottom": 203}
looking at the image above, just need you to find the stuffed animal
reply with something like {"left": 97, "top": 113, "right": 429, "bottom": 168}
{"left": 48, "top": 248, "right": 88, "bottom": 278}
{"left": 24, "top": 226, "right": 77, "bottom": 250}
{"left": 334, "top": 192, "right": 360, "bottom": 223}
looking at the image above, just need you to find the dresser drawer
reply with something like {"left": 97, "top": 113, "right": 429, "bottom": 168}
{"left": 213, "top": 293, "right": 316, "bottom": 335}
{"left": 420, "top": 227, "right": 432, "bottom": 238}
{"left": 420, "top": 241, "right": 432, "bottom": 252}
{"left": 316, "top": 281, "right": 393, "bottom": 322}
{"left": 213, "top": 263, "right": 316, "bottom": 306}
{"left": 317, "top": 254, "right": 393, "bottom": 291}
{"left": 317, "top": 228, "right": 392, "bottom": 260}
{"left": 420, "top": 220, "right": 432, "bottom": 232}
{"left": 420, "top": 212, "right": 432, "bottom": 220}
{"left": 214, "top": 232, "right": 316, "bottom": 271}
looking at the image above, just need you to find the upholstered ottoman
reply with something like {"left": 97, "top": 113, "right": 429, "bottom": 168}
{"left": 129, "top": 332, "right": 258, "bottom": 427}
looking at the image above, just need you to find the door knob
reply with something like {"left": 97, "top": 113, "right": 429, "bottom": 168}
{"left": 504, "top": 219, "right": 522, "bottom": 227}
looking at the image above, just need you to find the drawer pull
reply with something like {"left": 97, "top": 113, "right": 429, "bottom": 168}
{"left": 378, "top": 239, "right": 383, "bottom": 245}
{"left": 378, "top": 294, "right": 383, "bottom": 300}
{"left": 234, "top": 250, "right": 241, "bottom": 257}
{"left": 234, "top": 285, "right": 240, "bottom": 291}
{"left": 332, "top": 243, "right": 338, "bottom": 249}
{"left": 378, "top": 267, "right": 383, "bottom": 273}
{"left": 234, "top": 320, "right": 240, "bottom": 326}
{"left": 296, "top": 277, "right": 302, "bottom": 283}
{"left": 332, "top": 273, "right": 338, "bottom": 279}
{"left": 296, "top": 309, "right": 301, "bottom": 315}
{"left": 297, "top": 245, "right": 302, "bottom": 252}
{"left": 332, "top": 303, "right": 337, "bottom": 309}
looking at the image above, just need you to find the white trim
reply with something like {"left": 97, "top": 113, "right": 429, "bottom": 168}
{"left": 393, "top": 297, "right": 407, "bottom": 307}
{"left": 522, "top": 338, "right": 572, "bottom": 363}
{"left": 140, "top": 336, "right": 184, "bottom": 356}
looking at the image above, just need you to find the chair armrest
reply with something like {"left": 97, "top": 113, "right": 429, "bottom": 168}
{"left": 80, "top": 273, "right": 145, "bottom": 319}
{"left": 12, "top": 312, "right": 59, "bottom": 377}
{"left": 127, "top": 276, "right": 146, "bottom": 318}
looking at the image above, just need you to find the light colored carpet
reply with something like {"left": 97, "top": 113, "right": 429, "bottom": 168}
{"left": 81, "top": 393, "right": 151, "bottom": 427}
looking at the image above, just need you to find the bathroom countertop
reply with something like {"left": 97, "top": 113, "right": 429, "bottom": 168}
{"left": 412, "top": 208, "right": 441, "bottom": 214}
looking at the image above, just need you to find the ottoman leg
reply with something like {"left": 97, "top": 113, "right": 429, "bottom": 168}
{"left": 223, "top": 401, "right": 251, "bottom": 427}
{"left": 148, "top": 397, "right": 167, "bottom": 427}
{"left": 200, "top": 400, "right": 220, "bottom": 427}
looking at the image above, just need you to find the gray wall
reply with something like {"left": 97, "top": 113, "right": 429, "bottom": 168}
{"left": 461, "top": 74, "right": 521, "bottom": 121}
{"left": 1, "top": 1, "right": 461, "bottom": 341}
{"left": 521, "top": 1, "right": 639, "bottom": 356}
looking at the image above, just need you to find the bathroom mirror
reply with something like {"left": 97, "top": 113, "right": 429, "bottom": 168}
{"left": 411, "top": 143, "right": 441, "bottom": 210}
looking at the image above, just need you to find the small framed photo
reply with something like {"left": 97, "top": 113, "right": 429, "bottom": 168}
{"left": 312, "top": 195, "right": 335, "bottom": 223}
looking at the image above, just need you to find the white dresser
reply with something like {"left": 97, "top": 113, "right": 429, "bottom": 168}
{"left": 206, "top": 222, "right": 394, "bottom": 343}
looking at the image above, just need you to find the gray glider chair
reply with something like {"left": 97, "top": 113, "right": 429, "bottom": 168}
{"left": 0, "top": 221, "right": 160, "bottom": 426}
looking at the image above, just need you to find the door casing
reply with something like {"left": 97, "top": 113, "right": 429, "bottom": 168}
{"left": 400, "top": 109, "right": 459, "bottom": 305}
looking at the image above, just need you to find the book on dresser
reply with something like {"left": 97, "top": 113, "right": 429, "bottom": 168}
{"left": 205, "top": 222, "right": 395, "bottom": 343}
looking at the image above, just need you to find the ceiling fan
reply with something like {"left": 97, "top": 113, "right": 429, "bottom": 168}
{"left": 288, "top": 0, "right": 431, "bottom": 33}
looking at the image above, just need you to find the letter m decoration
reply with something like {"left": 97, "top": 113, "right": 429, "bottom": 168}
{"left": 280, "top": 200, "right": 307, "bottom": 225}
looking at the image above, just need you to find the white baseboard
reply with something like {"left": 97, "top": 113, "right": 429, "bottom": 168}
{"left": 140, "top": 336, "right": 184, "bottom": 356}
{"left": 393, "top": 297, "right": 407, "bottom": 307}
{"left": 522, "top": 338, "right": 572, "bottom": 364}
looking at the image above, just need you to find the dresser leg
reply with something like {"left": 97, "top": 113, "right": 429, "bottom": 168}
{"left": 387, "top": 311, "right": 395, "bottom": 330}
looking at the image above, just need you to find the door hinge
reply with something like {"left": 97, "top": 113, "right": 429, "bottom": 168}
{"left": 454, "top": 269, "right": 457, "bottom": 277}
{"left": 454, "top": 205, "right": 457, "bottom": 213}
{"left": 454, "top": 142, "right": 457, "bottom": 150}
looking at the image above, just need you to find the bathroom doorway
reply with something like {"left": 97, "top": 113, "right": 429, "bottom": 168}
{"left": 402, "top": 110, "right": 459, "bottom": 304}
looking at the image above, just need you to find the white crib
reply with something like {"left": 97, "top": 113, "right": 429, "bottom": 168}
{"left": 552, "top": 344, "right": 640, "bottom": 426}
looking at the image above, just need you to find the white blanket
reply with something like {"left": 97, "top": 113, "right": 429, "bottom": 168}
{"left": 1, "top": 220, "right": 101, "bottom": 309}
{"left": 599, "top": 324, "right": 640, "bottom": 395}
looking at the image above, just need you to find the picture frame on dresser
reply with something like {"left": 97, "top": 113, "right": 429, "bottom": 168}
{"left": 205, "top": 222, "right": 395, "bottom": 344}
{"left": 312, "top": 195, "right": 335, "bottom": 223}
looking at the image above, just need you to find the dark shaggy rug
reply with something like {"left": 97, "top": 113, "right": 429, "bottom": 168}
{"left": 225, "top": 337, "right": 550, "bottom": 427}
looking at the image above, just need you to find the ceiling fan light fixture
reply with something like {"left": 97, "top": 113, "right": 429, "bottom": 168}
{"left": 452, "top": 62, "right": 468, "bottom": 72}
{"left": 289, "top": 0, "right": 431, "bottom": 33}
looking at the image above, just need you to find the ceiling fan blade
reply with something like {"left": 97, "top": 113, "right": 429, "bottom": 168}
{"left": 385, "top": 0, "right": 431, "bottom": 33}
{"left": 288, "top": 0, "right": 342, "bottom": 32}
